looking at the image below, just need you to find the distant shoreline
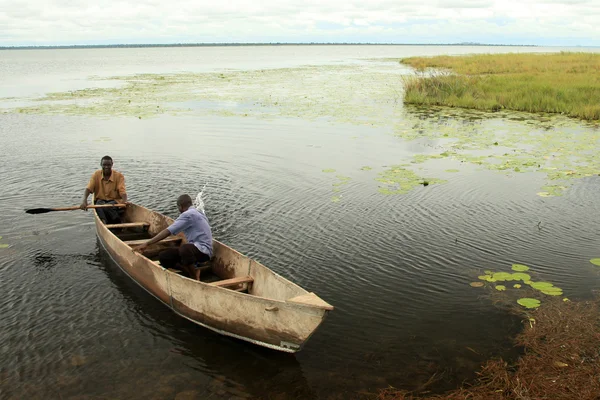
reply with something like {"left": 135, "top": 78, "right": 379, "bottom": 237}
{"left": 0, "top": 42, "right": 540, "bottom": 50}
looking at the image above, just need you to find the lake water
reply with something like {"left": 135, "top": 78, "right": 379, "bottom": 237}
{"left": 1, "top": 45, "right": 600, "bottom": 400}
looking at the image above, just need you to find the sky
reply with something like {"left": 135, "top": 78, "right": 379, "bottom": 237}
{"left": 0, "top": 0, "right": 598, "bottom": 47}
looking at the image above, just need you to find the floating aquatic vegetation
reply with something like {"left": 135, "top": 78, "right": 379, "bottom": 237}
{"left": 445, "top": 169, "right": 460, "bottom": 173}
{"left": 518, "top": 298, "right": 541, "bottom": 309}
{"left": 322, "top": 169, "right": 336, "bottom": 173}
{"left": 326, "top": 175, "right": 352, "bottom": 203}
{"left": 495, "top": 285, "right": 507, "bottom": 291}
{"left": 528, "top": 281, "right": 564, "bottom": 296}
{"left": 590, "top": 258, "right": 600, "bottom": 266}
{"left": 511, "top": 264, "right": 530, "bottom": 272}
{"left": 4, "top": 61, "right": 599, "bottom": 199}
{"left": 491, "top": 272, "right": 514, "bottom": 282}
{"left": 333, "top": 175, "right": 351, "bottom": 187}
{"left": 514, "top": 284, "right": 522, "bottom": 289}
{"left": 478, "top": 274, "right": 495, "bottom": 282}
{"left": 376, "top": 165, "right": 446, "bottom": 195}
{"left": 541, "top": 287, "right": 563, "bottom": 296}
{"left": 360, "top": 166, "right": 373, "bottom": 171}
{"left": 484, "top": 270, "right": 493, "bottom": 275}
{"left": 470, "top": 282, "right": 484, "bottom": 287}
{"left": 529, "top": 282, "right": 554, "bottom": 290}
{"left": 0, "top": 236, "right": 9, "bottom": 249}
{"left": 511, "top": 272, "right": 531, "bottom": 282}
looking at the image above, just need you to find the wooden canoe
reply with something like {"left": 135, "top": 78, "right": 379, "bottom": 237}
{"left": 93, "top": 202, "right": 333, "bottom": 353}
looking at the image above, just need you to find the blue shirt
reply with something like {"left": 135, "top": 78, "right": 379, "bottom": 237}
{"left": 167, "top": 207, "right": 213, "bottom": 257}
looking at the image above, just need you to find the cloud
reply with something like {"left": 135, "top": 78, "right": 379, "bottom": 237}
{"left": 0, "top": 0, "right": 598, "bottom": 46}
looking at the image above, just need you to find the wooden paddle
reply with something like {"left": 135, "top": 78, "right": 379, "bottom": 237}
{"left": 26, "top": 204, "right": 127, "bottom": 214}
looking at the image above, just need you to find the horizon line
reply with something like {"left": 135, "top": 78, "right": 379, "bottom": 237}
{"left": 0, "top": 42, "right": 547, "bottom": 50}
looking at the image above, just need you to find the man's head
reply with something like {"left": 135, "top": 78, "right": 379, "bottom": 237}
{"left": 177, "top": 194, "right": 193, "bottom": 213}
{"left": 100, "top": 155, "right": 113, "bottom": 176}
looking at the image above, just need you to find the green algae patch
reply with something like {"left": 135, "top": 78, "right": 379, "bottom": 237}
{"left": 376, "top": 166, "right": 446, "bottom": 195}
{"left": 517, "top": 298, "right": 541, "bottom": 309}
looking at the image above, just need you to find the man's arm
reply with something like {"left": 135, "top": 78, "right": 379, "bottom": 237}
{"left": 117, "top": 174, "right": 129, "bottom": 204}
{"left": 134, "top": 214, "right": 189, "bottom": 253}
{"left": 133, "top": 228, "right": 171, "bottom": 253}
{"left": 81, "top": 173, "right": 96, "bottom": 210}
{"left": 80, "top": 188, "right": 91, "bottom": 210}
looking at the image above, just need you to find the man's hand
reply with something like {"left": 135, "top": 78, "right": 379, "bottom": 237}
{"left": 133, "top": 243, "right": 148, "bottom": 254}
{"left": 117, "top": 200, "right": 131, "bottom": 206}
{"left": 80, "top": 202, "right": 88, "bottom": 211}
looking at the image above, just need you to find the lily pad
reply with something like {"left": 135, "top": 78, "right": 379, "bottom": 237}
{"left": 360, "top": 166, "right": 373, "bottom": 171}
{"left": 331, "top": 196, "right": 341, "bottom": 203}
{"left": 517, "top": 298, "right": 541, "bottom": 309}
{"left": 590, "top": 258, "right": 600, "bottom": 266}
{"left": 445, "top": 169, "right": 460, "bottom": 173}
{"left": 514, "top": 284, "right": 522, "bottom": 289}
{"left": 484, "top": 270, "right": 493, "bottom": 275}
{"left": 492, "top": 272, "right": 514, "bottom": 282}
{"left": 0, "top": 244, "right": 9, "bottom": 249}
{"left": 470, "top": 282, "right": 485, "bottom": 287}
{"left": 495, "top": 285, "right": 506, "bottom": 291}
{"left": 322, "top": 169, "right": 336, "bottom": 173}
{"left": 478, "top": 275, "right": 496, "bottom": 282}
{"left": 563, "top": 298, "right": 570, "bottom": 302}
{"left": 511, "top": 273, "right": 531, "bottom": 282}
{"left": 511, "top": 264, "right": 530, "bottom": 272}
{"left": 541, "top": 287, "right": 563, "bottom": 296}
{"left": 530, "top": 282, "right": 555, "bottom": 290}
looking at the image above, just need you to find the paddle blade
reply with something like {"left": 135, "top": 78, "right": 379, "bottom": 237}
{"left": 25, "top": 208, "right": 54, "bottom": 214}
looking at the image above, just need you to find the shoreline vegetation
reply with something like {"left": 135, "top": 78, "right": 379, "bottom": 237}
{"left": 401, "top": 52, "right": 600, "bottom": 120}
{"left": 0, "top": 43, "right": 538, "bottom": 50}
{"left": 379, "top": 298, "right": 600, "bottom": 400}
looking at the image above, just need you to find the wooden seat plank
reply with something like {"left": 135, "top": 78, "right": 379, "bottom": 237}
{"left": 124, "top": 236, "right": 182, "bottom": 246}
{"left": 209, "top": 276, "right": 254, "bottom": 287}
{"left": 105, "top": 222, "right": 150, "bottom": 229}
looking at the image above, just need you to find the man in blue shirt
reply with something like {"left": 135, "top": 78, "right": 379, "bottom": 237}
{"left": 134, "top": 194, "right": 213, "bottom": 280}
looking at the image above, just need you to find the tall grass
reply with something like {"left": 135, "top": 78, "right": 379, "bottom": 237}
{"left": 401, "top": 52, "right": 600, "bottom": 120}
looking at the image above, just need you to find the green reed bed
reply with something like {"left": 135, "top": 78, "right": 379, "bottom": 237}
{"left": 401, "top": 52, "right": 600, "bottom": 120}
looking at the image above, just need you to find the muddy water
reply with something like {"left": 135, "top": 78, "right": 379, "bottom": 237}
{"left": 2, "top": 45, "right": 600, "bottom": 399}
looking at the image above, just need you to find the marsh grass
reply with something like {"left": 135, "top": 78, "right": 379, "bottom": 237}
{"left": 401, "top": 52, "right": 600, "bottom": 120}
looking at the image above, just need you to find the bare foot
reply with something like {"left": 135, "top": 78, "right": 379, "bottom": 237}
{"left": 194, "top": 268, "right": 201, "bottom": 281}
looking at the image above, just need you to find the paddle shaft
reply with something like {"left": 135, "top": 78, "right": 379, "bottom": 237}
{"left": 55, "top": 204, "right": 127, "bottom": 211}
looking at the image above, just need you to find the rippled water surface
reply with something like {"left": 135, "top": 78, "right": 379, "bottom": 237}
{"left": 2, "top": 45, "right": 600, "bottom": 399}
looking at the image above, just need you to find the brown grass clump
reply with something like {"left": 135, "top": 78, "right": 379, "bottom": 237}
{"left": 378, "top": 298, "right": 600, "bottom": 400}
